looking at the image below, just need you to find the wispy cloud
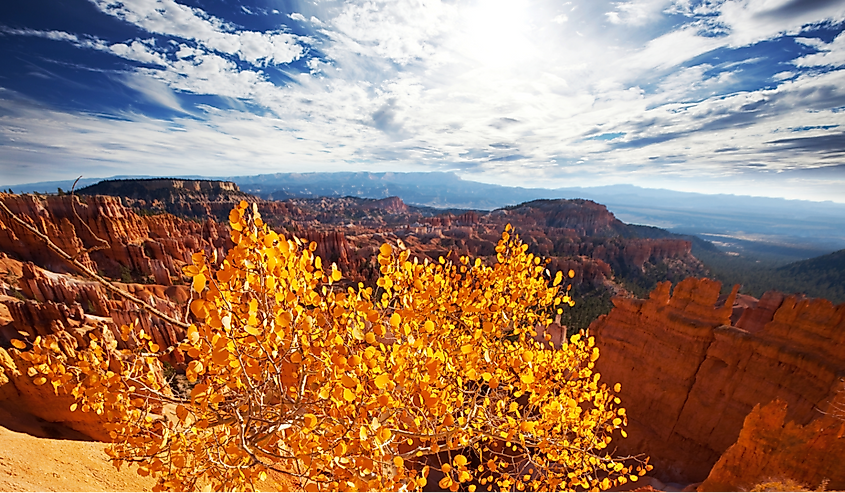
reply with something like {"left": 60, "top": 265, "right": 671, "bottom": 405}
{"left": 0, "top": 0, "right": 843, "bottom": 201}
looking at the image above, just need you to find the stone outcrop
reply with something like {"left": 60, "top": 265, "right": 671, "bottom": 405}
{"left": 0, "top": 261, "right": 188, "bottom": 366}
{"left": 591, "top": 277, "right": 845, "bottom": 483}
{"left": 0, "top": 193, "right": 230, "bottom": 281}
{"left": 78, "top": 178, "right": 254, "bottom": 221}
{"left": 698, "top": 399, "right": 845, "bottom": 491}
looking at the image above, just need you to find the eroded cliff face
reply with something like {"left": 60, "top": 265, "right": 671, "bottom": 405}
{"left": 0, "top": 193, "right": 230, "bottom": 282}
{"left": 699, "top": 398, "right": 845, "bottom": 492}
{"left": 591, "top": 277, "right": 845, "bottom": 484}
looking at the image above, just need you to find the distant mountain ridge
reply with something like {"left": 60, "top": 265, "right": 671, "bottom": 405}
{"left": 9, "top": 171, "right": 845, "bottom": 260}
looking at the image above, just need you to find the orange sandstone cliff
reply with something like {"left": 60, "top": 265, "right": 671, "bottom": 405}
{"left": 591, "top": 277, "right": 845, "bottom": 485}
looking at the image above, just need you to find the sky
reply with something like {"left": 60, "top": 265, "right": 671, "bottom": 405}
{"left": 1, "top": 0, "right": 844, "bottom": 202}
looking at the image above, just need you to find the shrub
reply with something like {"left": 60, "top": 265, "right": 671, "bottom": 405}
{"left": 14, "top": 201, "right": 647, "bottom": 491}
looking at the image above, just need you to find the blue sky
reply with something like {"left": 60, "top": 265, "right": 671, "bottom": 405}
{"left": 1, "top": 0, "right": 844, "bottom": 202}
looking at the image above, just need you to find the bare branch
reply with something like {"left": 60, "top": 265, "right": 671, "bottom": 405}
{"left": 0, "top": 196, "right": 190, "bottom": 331}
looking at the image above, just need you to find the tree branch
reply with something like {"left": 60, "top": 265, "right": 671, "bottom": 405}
{"left": 0, "top": 196, "right": 190, "bottom": 330}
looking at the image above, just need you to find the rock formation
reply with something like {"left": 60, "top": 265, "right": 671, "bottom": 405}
{"left": 698, "top": 398, "right": 845, "bottom": 491}
{"left": 591, "top": 277, "right": 845, "bottom": 484}
{"left": 0, "top": 192, "right": 230, "bottom": 281}
{"left": 78, "top": 178, "right": 255, "bottom": 221}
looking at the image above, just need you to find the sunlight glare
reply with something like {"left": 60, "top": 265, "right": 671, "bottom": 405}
{"left": 459, "top": 0, "right": 534, "bottom": 70}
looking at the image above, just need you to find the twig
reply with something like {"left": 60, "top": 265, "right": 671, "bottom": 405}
{"left": 69, "top": 176, "right": 110, "bottom": 259}
{"left": 0, "top": 197, "right": 190, "bottom": 331}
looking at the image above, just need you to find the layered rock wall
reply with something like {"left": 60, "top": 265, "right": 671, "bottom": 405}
{"left": 699, "top": 399, "right": 845, "bottom": 491}
{"left": 591, "top": 277, "right": 845, "bottom": 483}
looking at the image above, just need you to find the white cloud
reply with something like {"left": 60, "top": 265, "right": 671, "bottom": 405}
{"left": 0, "top": 26, "right": 108, "bottom": 50}
{"left": 716, "top": 0, "right": 845, "bottom": 47}
{"left": 121, "top": 73, "right": 186, "bottom": 113}
{"left": 324, "top": 0, "right": 455, "bottom": 66}
{"left": 552, "top": 14, "right": 568, "bottom": 23}
{"left": 288, "top": 12, "right": 307, "bottom": 22}
{"left": 605, "top": 0, "right": 672, "bottom": 26}
{"left": 794, "top": 31, "right": 845, "bottom": 68}
{"left": 89, "top": 0, "right": 307, "bottom": 67}
{"left": 109, "top": 40, "right": 168, "bottom": 66}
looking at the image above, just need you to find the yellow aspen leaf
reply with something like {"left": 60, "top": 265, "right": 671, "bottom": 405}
{"left": 70, "top": 403, "right": 78, "bottom": 412}
{"left": 379, "top": 244, "right": 393, "bottom": 257}
{"left": 341, "top": 375, "right": 357, "bottom": 388}
{"left": 332, "top": 269, "right": 342, "bottom": 281}
{"left": 568, "top": 269, "right": 576, "bottom": 278}
{"left": 176, "top": 405, "right": 189, "bottom": 422}
{"left": 192, "top": 273, "right": 206, "bottom": 293}
{"left": 390, "top": 313, "right": 401, "bottom": 328}
{"left": 303, "top": 414, "right": 318, "bottom": 429}
{"left": 343, "top": 388, "right": 355, "bottom": 402}
{"left": 454, "top": 455, "right": 468, "bottom": 466}
{"left": 424, "top": 320, "right": 435, "bottom": 333}
{"left": 374, "top": 374, "right": 391, "bottom": 389}
{"left": 520, "top": 374, "right": 535, "bottom": 384}
{"left": 378, "top": 428, "right": 391, "bottom": 442}
{"left": 441, "top": 464, "right": 452, "bottom": 474}
{"left": 393, "top": 456, "right": 404, "bottom": 468}
{"left": 186, "top": 360, "right": 203, "bottom": 382}
{"left": 614, "top": 382, "right": 622, "bottom": 392}
{"left": 33, "top": 376, "right": 47, "bottom": 386}
{"left": 460, "top": 344, "right": 473, "bottom": 354}
{"left": 365, "top": 333, "right": 377, "bottom": 344}
{"left": 10, "top": 339, "right": 26, "bottom": 350}
{"left": 245, "top": 325, "right": 261, "bottom": 336}
{"left": 259, "top": 471, "right": 267, "bottom": 482}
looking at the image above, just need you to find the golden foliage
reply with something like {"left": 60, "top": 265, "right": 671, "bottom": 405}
{"left": 18, "top": 202, "right": 648, "bottom": 491}
{"left": 750, "top": 478, "right": 814, "bottom": 492}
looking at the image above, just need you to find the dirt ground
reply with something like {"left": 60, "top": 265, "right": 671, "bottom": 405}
{"left": 0, "top": 400, "right": 300, "bottom": 492}
{"left": 0, "top": 401, "right": 155, "bottom": 492}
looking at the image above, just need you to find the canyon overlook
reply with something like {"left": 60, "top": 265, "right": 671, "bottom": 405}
{"left": 0, "top": 183, "right": 843, "bottom": 491}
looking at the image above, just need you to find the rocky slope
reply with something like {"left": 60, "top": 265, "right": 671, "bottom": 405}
{"left": 0, "top": 186, "right": 709, "bottom": 442}
{"left": 1, "top": 183, "right": 844, "bottom": 489}
{"left": 591, "top": 277, "right": 845, "bottom": 488}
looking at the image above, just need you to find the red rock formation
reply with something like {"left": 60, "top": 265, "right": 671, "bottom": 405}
{"left": 591, "top": 278, "right": 845, "bottom": 483}
{"left": 1, "top": 262, "right": 188, "bottom": 367}
{"left": 364, "top": 196, "right": 408, "bottom": 214}
{"left": 0, "top": 193, "right": 229, "bottom": 282}
{"left": 297, "top": 230, "right": 355, "bottom": 274}
{"left": 699, "top": 399, "right": 845, "bottom": 491}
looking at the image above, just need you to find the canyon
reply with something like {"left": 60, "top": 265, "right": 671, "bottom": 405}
{"left": 0, "top": 180, "right": 842, "bottom": 491}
